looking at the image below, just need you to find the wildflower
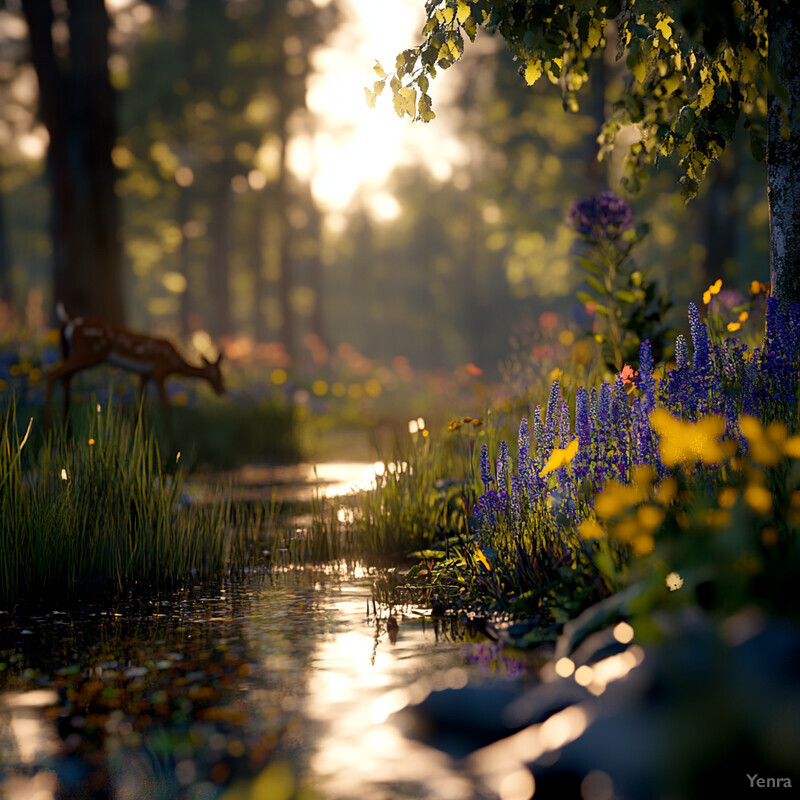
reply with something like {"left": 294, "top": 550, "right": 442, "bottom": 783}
{"left": 650, "top": 409, "right": 732, "bottom": 467}
{"left": 567, "top": 191, "right": 633, "bottom": 239}
{"left": 480, "top": 443, "right": 493, "bottom": 488}
{"left": 665, "top": 572, "right": 684, "bottom": 591}
{"left": 743, "top": 484, "right": 772, "bottom": 514}
{"left": 88, "top": 438, "right": 95, "bottom": 446}
{"left": 472, "top": 417, "right": 483, "bottom": 427}
{"left": 539, "top": 439, "right": 578, "bottom": 478}
{"left": 727, "top": 322, "right": 741, "bottom": 332}
{"left": 578, "top": 518, "right": 606, "bottom": 539}
{"left": 638, "top": 339, "right": 656, "bottom": 414}
{"left": 674, "top": 334, "right": 688, "bottom": 370}
{"left": 448, "top": 419, "right": 461, "bottom": 431}
{"left": 518, "top": 418, "right": 530, "bottom": 477}
{"left": 619, "top": 364, "right": 637, "bottom": 385}
{"left": 496, "top": 441, "right": 510, "bottom": 495}
{"left": 750, "top": 280, "right": 769, "bottom": 296}
{"left": 702, "top": 279, "right": 722, "bottom": 305}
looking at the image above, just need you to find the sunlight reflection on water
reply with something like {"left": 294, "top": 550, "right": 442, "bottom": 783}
{"left": 300, "top": 581, "right": 479, "bottom": 800}
{"left": 0, "top": 571, "right": 509, "bottom": 800}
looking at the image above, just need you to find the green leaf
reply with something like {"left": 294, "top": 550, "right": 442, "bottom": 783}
{"left": 576, "top": 291, "right": 596, "bottom": 306}
{"left": 585, "top": 274, "right": 607, "bottom": 296}
{"left": 616, "top": 289, "right": 637, "bottom": 303}
{"left": 576, "top": 256, "right": 603, "bottom": 276}
{"left": 750, "top": 128, "right": 766, "bottom": 161}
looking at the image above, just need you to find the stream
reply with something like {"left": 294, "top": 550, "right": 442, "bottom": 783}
{"left": 0, "top": 463, "right": 522, "bottom": 800}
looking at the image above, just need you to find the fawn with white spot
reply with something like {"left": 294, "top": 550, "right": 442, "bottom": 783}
{"left": 44, "top": 303, "right": 224, "bottom": 431}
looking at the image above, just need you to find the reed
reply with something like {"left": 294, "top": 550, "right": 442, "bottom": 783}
{"left": 0, "top": 398, "right": 258, "bottom": 606}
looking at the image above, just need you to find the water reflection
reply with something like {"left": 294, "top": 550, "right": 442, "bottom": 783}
{"left": 201, "top": 462, "right": 384, "bottom": 503}
{"left": 300, "top": 581, "right": 480, "bottom": 800}
{"left": 0, "top": 571, "right": 505, "bottom": 800}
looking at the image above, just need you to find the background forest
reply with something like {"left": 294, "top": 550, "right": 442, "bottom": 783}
{"left": 0, "top": 0, "right": 770, "bottom": 379}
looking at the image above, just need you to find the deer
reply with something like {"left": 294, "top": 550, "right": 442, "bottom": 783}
{"left": 44, "top": 303, "right": 225, "bottom": 432}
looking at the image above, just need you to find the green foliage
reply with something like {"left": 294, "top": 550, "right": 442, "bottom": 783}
{"left": 573, "top": 223, "right": 674, "bottom": 371}
{"left": 381, "top": 0, "right": 775, "bottom": 198}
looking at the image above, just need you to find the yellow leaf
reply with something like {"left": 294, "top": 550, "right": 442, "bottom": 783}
{"left": 525, "top": 59, "right": 544, "bottom": 86}
{"left": 475, "top": 546, "right": 491, "bottom": 570}
{"left": 374, "top": 60, "right": 387, "bottom": 79}
{"left": 587, "top": 18, "right": 603, "bottom": 49}
{"left": 655, "top": 17, "right": 672, "bottom": 40}
{"left": 456, "top": 0, "right": 471, "bottom": 24}
{"left": 698, "top": 80, "right": 715, "bottom": 110}
{"left": 440, "top": 6, "right": 455, "bottom": 24}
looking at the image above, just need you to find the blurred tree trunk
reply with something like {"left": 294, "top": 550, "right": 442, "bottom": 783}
{"left": 21, "top": 0, "right": 124, "bottom": 323}
{"left": 252, "top": 191, "right": 268, "bottom": 342}
{"left": 308, "top": 203, "right": 325, "bottom": 349}
{"left": 0, "top": 178, "right": 11, "bottom": 307}
{"left": 177, "top": 186, "right": 191, "bottom": 335}
{"left": 208, "top": 167, "right": 232, "bottom": 338}
{"left": 277, "top": 111, "right": 294, "bottom": 363}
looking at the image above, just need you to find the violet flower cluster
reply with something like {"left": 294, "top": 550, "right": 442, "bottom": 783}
{"left": 567, "top": 191, "right": 634, "bottom": 240}
{"left": 474, "top": 299, "right": 800, "bottom": 568}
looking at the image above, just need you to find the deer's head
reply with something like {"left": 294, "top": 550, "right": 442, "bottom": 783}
{"left": 202, "top": 352, "right": 225, "bottom": 395}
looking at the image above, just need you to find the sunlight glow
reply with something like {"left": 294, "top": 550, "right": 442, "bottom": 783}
{"left": 304, "top": 0, "right": 468, "bottom": 215}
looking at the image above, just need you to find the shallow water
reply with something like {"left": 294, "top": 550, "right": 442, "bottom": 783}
{"left": 0, "top": 567, "right": 517, "bottom": 800}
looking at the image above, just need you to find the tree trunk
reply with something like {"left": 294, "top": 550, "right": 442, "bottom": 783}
{"left": 0, "top": 174, "right": 11, "bottom": 307}
{"left": 767, "top": 3, "right": 800, "bottom": 311}
{"left": 252, "top": 192, "right": 268, "bottom": 342}
{"left": 277, "top": 125, "right": 294, "bottom": 363}
{"left": 21, "top": 0, "right": 124, "bottom": 324}
{"left": 177, "top": 186, "right": 191, "bottom": 335}
{"left": 208, "top": 169, "right": 232, "bottom": 338}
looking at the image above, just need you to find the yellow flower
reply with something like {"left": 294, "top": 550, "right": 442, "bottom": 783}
{"left": 703, "top": 279, "right": 722, "bottom": 304}
{"left": 785, "top": 437, "right": 800, "bottom": 458}
{"left": 727, "top": 322, "right": 741, "bottom": 332}
{"left": 631, "top": 533, "right": 655, "bottom": 555}
{"left": 637, "top": 504, "right": 665, "bottom": 532}
{"left": 650, "top": 410, "right": 732, "bottom": 467}
{"left": 717, "top": 487, "right": 738, "bottom": 508}
{"left": 744, "top": 484, "right": 772, "bottom": 514}
{"left": 738, "top": 311, "right": 749, "bottom": 322}
{"left": 448, "top": 419, "right": 461, "bottom": 431}
{"left": 538, "top": 439, "right": 579, "bottom": 477}
{"left": 578, "top": 519, "right": 606, "bottom": 539}
{"left": 653, "top": 477, "right": 678, "bottom": 506}
{"left": 738, "top": 415, "right": 782, "bottom": 466}
{"left": 666, "top": 572, "right": 684, "bottom": 591}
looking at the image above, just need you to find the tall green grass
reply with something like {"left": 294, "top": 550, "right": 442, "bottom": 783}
{"left": 0, "top": 399, "right": 259, "bottom": 606}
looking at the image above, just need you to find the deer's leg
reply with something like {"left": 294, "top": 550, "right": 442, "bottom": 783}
{"left": 43, "top": 362, "right": 77, "bottom": 433}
